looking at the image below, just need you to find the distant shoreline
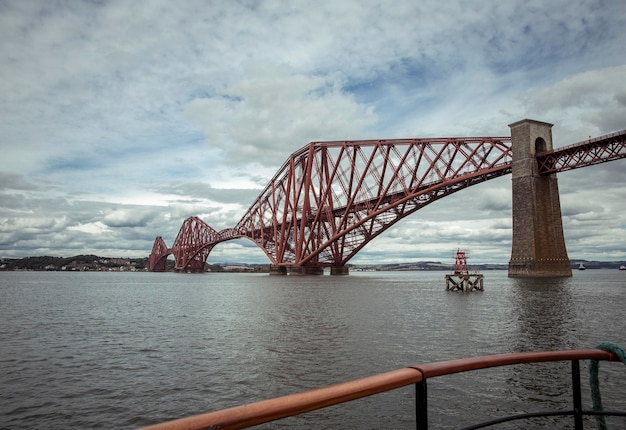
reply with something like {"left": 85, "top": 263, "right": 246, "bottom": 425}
{"left": 1, "top": 255, "right": 625, "bottom": 272}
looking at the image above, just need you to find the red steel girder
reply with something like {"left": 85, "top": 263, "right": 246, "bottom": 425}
{"left": 168, "top": 217, "right": 245, "bottom": 272}
{"left": 171, "top": 217, "right": 216, "bottom": 272}
{"left": 235, "top": 137, "right": 512, "bottom": 267}
{"left": 151, "top": 129, "right": 626, "bottom": 272}
{"left": 537, "top": 129, "right": 626, "bottom": 174}
{"left": 149, "top": 236, "right": 171, "bottom": 271}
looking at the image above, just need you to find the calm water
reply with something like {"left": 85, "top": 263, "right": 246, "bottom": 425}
{"left": 1, "top": 270, "right": 625, "bottom": 429}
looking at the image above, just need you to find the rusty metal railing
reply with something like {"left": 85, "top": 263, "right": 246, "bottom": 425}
{"left": 139, "top": 349, "right": 623, "bottom": 430}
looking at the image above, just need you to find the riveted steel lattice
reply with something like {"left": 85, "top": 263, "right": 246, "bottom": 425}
{"left": 169, "top": 217, "right": 214, "bottom": 272}
{"left": 235, "top": 137, "right": 512, "bottom": 267}
{"left": 149, "top": 129, "right": 626, "bottom": 272}
{"left": 149, "top": 236, "right": 170, "bottom": 271}
{"left": 537, "top": 130, "right": 626, "bottom": 174}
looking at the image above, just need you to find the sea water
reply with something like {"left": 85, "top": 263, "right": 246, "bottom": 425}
{"left": 1, "top": 270, "right": 625, "bottom": 429}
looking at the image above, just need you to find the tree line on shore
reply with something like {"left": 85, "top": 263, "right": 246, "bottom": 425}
{"left": 2, "top": 255, "right": 624, "bottom": 272}
{"left": 0, "top": 255, "right": 266, "bottom": 272}
{"left": 0, "top": 255, "right": 148, "bottom": 271}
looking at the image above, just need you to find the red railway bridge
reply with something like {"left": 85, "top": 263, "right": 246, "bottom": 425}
{"left": 149, "top": 119, "right": 626, "bottom": 277}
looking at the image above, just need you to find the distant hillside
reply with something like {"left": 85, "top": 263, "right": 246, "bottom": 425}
{"left": 0, "top": 255, "right": 269, "bottom": 272}
{"left": 2, "top": 255, "right": 625, "bottom": 272}
{"left": 352, "top": 260, "right": 626, "bottom": 271}
{"left": 350, "top": 261, "right": 507, "bottom": 271}
{"left": 569, "top": 260, "right": 626, "bottom": 270}
{"left": 0, "top": 255, "right": 149, "bottom": 271}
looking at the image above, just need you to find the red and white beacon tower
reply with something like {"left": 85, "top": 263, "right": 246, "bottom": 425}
{"left": 446, "top": 249, "right": 484, "bottom": 291}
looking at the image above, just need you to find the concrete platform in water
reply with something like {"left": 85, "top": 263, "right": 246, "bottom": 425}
{"left": 445, "top": 273, "right": 484, "bottom": 291}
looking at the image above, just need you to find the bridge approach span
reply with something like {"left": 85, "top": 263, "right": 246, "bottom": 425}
{"left": 536, "top": 129, "right": 626, "bottom": 174}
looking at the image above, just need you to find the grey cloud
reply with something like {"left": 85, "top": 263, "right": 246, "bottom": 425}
{"left": 1, "top": 1, "right": 625, "bottom": 262}
{"left": 0, "top": 172, "right": 41, "bottom": 191}
{"left": 155, "top": 182, "right": 261, "bottom": 206}
{"left": 184, "top": 66, "right": 377, "bottom": 168}
{"left": 520, "top": 66, "right": 626, "bottom": 139}
{"left": 101, "top": 207, "right": 162, "bottom": 228}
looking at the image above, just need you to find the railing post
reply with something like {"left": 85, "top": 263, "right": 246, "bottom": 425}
{"left": 572, "top": 359, "right": 583, "bottom": 430}
{"left": 416, "top": 380, "right": 428, "bottom": 430}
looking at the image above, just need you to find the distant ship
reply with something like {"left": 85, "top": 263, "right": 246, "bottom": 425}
{"left": 620, "top": 265, "right": 626, "bottom": 271}
{"left": 578, "top": 263, "right": 586, "bottom": 270}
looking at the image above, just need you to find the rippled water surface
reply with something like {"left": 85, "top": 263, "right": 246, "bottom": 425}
{"left": 1, "top": 270, "right": 625, "bottom": 429}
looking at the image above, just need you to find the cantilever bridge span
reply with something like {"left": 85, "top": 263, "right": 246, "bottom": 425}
{"left": 150, "top": 121, "right": 626, "bottom": 276}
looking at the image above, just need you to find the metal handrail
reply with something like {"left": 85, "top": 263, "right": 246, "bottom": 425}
{"left": 139, "top": 349, "right": 621, "bottom": 430}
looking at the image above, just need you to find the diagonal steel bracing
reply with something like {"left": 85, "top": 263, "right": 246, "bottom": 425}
{"left": 537, "top": 129, "right": 626, "bottom": 174}
{"left": 235, "top": 137, "right": 512, "bottom": 268}
{"left": 149, "top": 129, "right": 626, "bottom": 272}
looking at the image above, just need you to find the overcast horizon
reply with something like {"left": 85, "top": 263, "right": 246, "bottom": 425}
{"left": 1, "top": 1, "right": 625, "bottom": 265}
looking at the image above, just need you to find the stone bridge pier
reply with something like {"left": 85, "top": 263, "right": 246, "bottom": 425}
{"left": 508, "top": 119, "right": 572, "bottom": 278}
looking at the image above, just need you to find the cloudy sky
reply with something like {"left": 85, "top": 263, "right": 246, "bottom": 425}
{"left": 1, "top": 0, "right": 625, "bottom": 265}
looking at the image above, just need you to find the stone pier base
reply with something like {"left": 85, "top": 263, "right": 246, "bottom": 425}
{"left": 269, "top": 265, "right": 288, "bottom": 276}
{"left": 289, "top": 266, "right": 324, "bottom": 276}
{"left": 508, "top": 259, "right": 572, "bottom": 278}
{"left": 330, "top": 266, "right": 349, "bottom": 276}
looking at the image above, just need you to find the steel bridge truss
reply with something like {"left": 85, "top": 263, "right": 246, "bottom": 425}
{"left": 150, "top": 217, "right": 241, "bottom": 272}
{"left": 150, "top": 137, "right": 513, "bottom": 271}
{"left": 149, "top": 236, "right": 169, "bottom": 272}
{"left": 235, "top": 137, "right": 512, "bottom": 268}
{"left": 537, "top": 130, "right": 626, "bottom": 174}
{"left": 149, "top": 129, "right": 626, "bottom": 272}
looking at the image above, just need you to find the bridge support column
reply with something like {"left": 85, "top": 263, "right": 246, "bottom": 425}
{"left": 330, "top": 266, "right": 349, "bottom": 276}
{"left": 289, "top": 266, "right": 324, "bottom": 275}
{"left": 269, "top": 265, "right": 288, "bottom": 275}
{"left": 508, "top": 119, "right": 572, "bottom": 278}
{"left": 150, "top": 259, "right": 167, "bottom": 272}
{"left": 270, "top": 264, "right": 287, "bottom": 276}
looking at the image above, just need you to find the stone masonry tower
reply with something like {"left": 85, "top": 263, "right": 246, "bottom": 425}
{"left": 508, "top": 119, "right": 572, "bottom": 277}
